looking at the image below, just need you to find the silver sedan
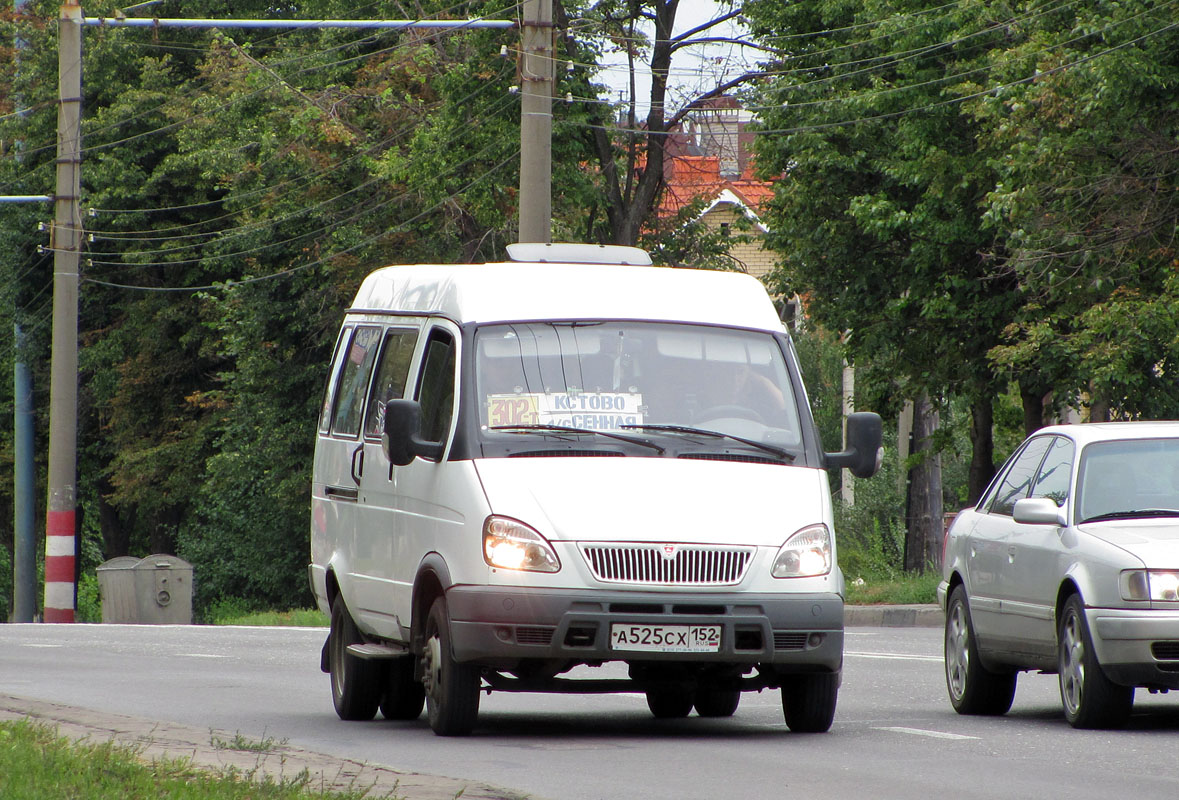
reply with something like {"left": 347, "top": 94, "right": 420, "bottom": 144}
{"left": 938, "top": 422, "right": 1179, "bottom": 728}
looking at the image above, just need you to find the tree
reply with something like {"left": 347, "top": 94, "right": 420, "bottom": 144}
{"left": 556, "top": 0, "right": 772, "bottom": 247}
{"left": 743, "top": 0, "right": 1028, "bottom": 517}
{"left": 979, "top": 0, "right": 1179, "bottom": 420}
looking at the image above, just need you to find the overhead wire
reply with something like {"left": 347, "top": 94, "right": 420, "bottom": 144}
{"left": 81, "top": 89, "right": 519, "bottom": 260}
{"left": 0, "top": 0, "right": 523, "bottom": 171}
{"left": 563, "top": 2, "right": 1179, "bottom": 137}
{"left": 82, "top": 148, "right": 521, "bottom": 292}
{"left": 85, "top": 66, "right": 516, "bottom": 236}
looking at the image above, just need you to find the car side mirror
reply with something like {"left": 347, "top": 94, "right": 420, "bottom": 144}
{"left": 824, "top": 412, "right": 883, "bottom": 479}
{"left": 1013, "top": 496, "right": 1067, "bottom": 526}
{"left": 381, "top": 399, "right": 443, "bottom": 466}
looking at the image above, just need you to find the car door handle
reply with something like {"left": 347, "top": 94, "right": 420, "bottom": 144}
{"left": 325, "top": 485, "right": 359, "bottom": 502}
{"left": 350, "top": 445, "right": 364, "bottom": 484}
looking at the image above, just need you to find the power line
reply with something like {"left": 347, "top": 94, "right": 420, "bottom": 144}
{"left": 82, "top": 149, "right": 521, "bottom": 292}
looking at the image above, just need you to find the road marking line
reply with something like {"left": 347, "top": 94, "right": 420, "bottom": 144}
{"left": 846, "top": 650, "right": 941, "bottom": 662}
{"left": 179, "top": 653, "right": 227, "bottom": 659}
{"left": 875, "top": 726, "right": 979, "bottom": 740}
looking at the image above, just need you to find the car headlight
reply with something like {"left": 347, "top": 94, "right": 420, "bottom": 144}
{"left": 772, "top": 524, "right": 832, "bottom": 579}
{"left": 1121, "top": 569, "right": 1179, "bottom": 601}
{"left": 483, "top": 516, "right": 561, "bottom": 573}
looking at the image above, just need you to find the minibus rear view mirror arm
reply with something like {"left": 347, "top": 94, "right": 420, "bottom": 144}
{"left": 382, "top": 399, "right": 444, "bottom": 466}
{"left": 824, "top": 411, "right": 884, "bottom": 479}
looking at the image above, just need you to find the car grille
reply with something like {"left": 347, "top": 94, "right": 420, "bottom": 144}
{"left": 579, "top": 543, "right": 754, "bottom": 586}
{"left": 774, "top": 632, "right": 808, "bottom": 651}
{"left": 1151, "top": 641, "right": 1179, "bottom": 661}
{"left": 515, "top": 626, "right": 556, "bottom": 645}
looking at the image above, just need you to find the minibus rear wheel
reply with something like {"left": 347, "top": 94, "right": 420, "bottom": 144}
{"left": 329, "top": 598, "right": 381, "bottom": 721}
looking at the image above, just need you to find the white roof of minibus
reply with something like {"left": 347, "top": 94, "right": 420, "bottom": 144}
{"left": 349, "top": 261, "right": 786, "bottom": 332}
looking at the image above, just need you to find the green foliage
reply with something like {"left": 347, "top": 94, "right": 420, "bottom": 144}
{"left": 834, "top": 433, "right": 908, "bottom": 578}
{"left": 0, "top": 544, "right": 10, "bottom": 622}
{"left": 845, "top": 570, "right": 940, "bottom": 606}
{"left": 0, "top": 719, "right": 374, "bottom": 799}
{"left": 207, "top": 604, "right": 329, "bottom": 627}
{"left": 75, "top": 572, "right": 102, "bottom": 624}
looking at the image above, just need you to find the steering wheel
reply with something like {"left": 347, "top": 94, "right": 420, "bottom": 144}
{"left": 695, "top": 405, "right": 765, "bottom": 424}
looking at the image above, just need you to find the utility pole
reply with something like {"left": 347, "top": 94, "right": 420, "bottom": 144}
{"left": 23, "top": 8, "right": 520, "bottom": 622}
{"left": 43, "top": 0, "right": 83, "bottom": 623}
{"left": 518, "top": 0, "right": 553, "bottom": 243}
{"left": 9, "top": 0, "right": 39, "bottom": 623}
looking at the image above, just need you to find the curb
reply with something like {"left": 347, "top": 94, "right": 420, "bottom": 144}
{"left": 0, "top": 694, "right": 531, "bottom": 800}
{"left": 845, "top": 604, "right": 942, "bottom": 628}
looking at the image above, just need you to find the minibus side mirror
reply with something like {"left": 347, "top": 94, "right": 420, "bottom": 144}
{"left": 824, "top": 412, "right": 883, "bottom": 479}
{"left": 382, "top": 399, "right": 443, "bottom": 466}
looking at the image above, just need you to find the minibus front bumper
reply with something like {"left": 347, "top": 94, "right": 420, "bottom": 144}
{"left": 445, "top": 585, "right": 843, "bottom": 671}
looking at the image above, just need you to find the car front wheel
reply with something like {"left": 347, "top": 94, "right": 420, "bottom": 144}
{"left": 780, "top": 671, "right": 838, "bottom": 732}
{"left": 944, "top": 585, "right": 1016, "bottom": 715}
{"left": 422, "top": 596, "right": 481, "bottom": 736}
{"left": 1058, "top": 594, "right": 1133, "bottom": 729}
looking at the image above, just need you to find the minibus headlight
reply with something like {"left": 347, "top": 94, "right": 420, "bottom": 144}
{"left": 1121, "top": 569, "right": 1179, "bottom": 601}
{"left": 483, "top": 516, "right": 561, "bottom": 573}
{"left": 772, "top": 524, "right": 832, "bottom": 579}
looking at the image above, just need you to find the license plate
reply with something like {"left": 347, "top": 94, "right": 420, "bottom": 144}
{"left": 609, "top": 623, "right": 721, "bottom": 653}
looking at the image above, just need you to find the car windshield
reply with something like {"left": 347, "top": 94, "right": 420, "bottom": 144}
{"left": 475, "top": 321, "right": 801, "bottom": 453}
{"left": 1077, "top": 437, "right": 1179, "bottom": 522}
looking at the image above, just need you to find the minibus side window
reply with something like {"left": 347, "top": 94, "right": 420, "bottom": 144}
{"left": 330, "top": 325, "right": 381, "bottom": 438}
{"left": 415, "top": 329, "right": 456, "bottom": 449}
{"left": 363, "top": 328, "right": 418, "bottom": 439}
{"left": 318, "top": 326, "right": 351, "bottom": 434}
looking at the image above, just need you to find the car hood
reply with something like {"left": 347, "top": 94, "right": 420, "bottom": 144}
{"left": 473, "top": 457, "right": 828, "bottom": 547}
{"left": 1076, "top": 518, "right": 1179, "bottom": 564}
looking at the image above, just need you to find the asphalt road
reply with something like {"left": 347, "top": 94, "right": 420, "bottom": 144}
{"left": 2, "top": 621, "right": 1178, "bottom": 800}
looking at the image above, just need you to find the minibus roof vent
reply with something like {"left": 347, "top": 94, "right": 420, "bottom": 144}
{"left": 505, "top": 242, "right": 653, "bottom": 266}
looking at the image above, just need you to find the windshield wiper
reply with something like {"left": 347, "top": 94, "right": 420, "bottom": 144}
{"left": 1082, "top": 508, "right": 1179, "bottom": 523}
{"left": 619, "top": 424, "right": 794, "bottom": 461}
{"left": 489, "top": 424, "right": 665, "bottom": 454}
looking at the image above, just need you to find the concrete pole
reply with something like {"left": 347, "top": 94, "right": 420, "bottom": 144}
{"left": 518, "top": 0, "right": 552, "bottom": 243}
{"left": 44, "top": 0, "right": 83, "bottom": 623}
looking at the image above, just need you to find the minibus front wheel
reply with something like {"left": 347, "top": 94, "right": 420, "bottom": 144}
{"left": 422, "top": 597, "right": 481, "bottom": 736}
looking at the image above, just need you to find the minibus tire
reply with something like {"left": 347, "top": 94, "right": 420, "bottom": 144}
{"left": 694, "top": 688, "right": 740, "bottom": 717}
{"left": 380, "top": 655, "right": 425, "bottom": 720}
{"left": 646, "top": 690, "right": 693, "bottom": 719}
{"left": 781, "top": 672, "right": 838, "bottom": 733}
{"left": 329, "top": 598, "right": 381, "bottom": 721}
{"left": 423, "top": 597, "right": 481, "bottom": 736}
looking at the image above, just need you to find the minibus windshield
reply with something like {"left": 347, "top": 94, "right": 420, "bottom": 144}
{"left": 475, "top": 321, "right": 801, "bottom": 451}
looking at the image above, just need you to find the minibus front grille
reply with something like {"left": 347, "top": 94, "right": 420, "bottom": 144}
{"left": 579, "top": 543, "right": 754, "bottom": 586}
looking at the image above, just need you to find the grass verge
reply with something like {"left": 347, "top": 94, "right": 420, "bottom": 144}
{"left": 212, "top": 609, "right": 328, "bottom": 627}
{"left": 0, "top": 719, "right": 378, "bottom": 799}
{"left": 844, "top": 570, "right": 941, "bottom": 606}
